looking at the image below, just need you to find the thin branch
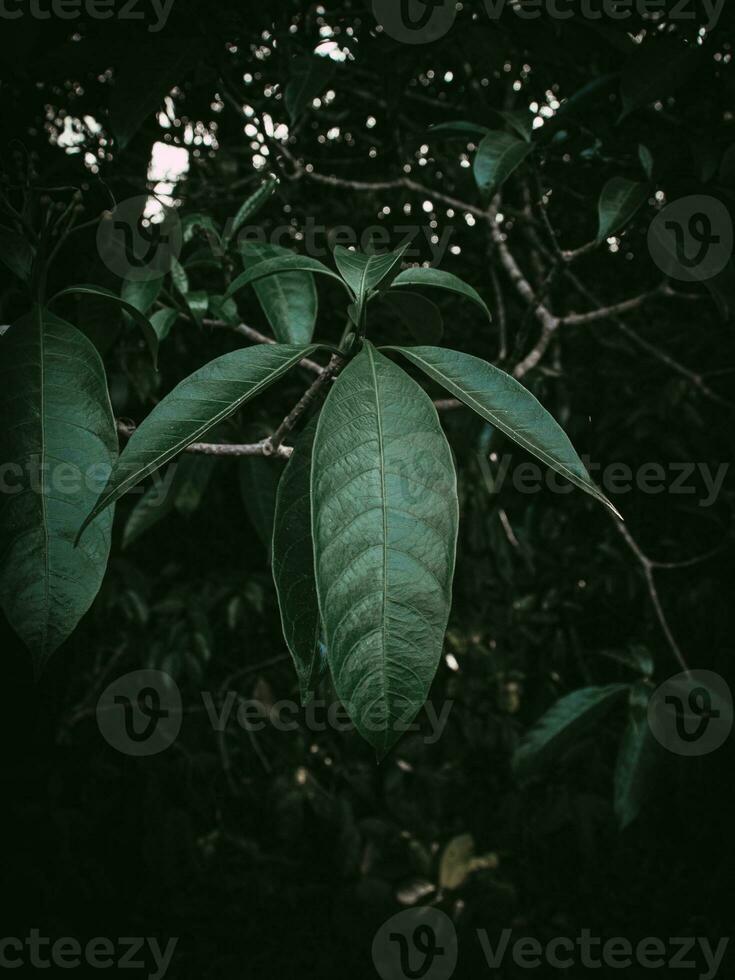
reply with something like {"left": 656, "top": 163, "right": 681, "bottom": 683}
{"left": 116, "top": 421, "right": 293, "bottom": 459}
{"left": 267, "top": 353, "right": 344, "bottom": 453}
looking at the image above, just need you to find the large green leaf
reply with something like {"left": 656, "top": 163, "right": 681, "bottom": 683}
{"left": 51, "top": 285, "right": 159, "bottom": 368}
{"left": 285, "top": 53, "right": 336, "bottom": 123}
{"left": 0, "top": 308, "right": 117, "bottom": 670}
{"left": 473, "top": 131, "right": 534, "bottom": 197}
{"left": 385, "top": 346, "right": 619, "bottom": 517}
{"left": 225, "top": 254, "right": 347, "bottom": 301}
{"left": 311, "top": 342, "right": 458, "bottom": 756}
{"left": 513, "top": 684, "right": 629, "bottom": 783}
{"left": 614, "top": 682, "right": 658, "bottom": 829}
{"left": 80, "top": 343, "right": 319, "bottom": 534}
{"left": 390, "top": 268, "right": 490, "bottom": 320}
{"left": 620, "top": 38, "right": 701, "bottom": 119}
{"left": 272, "top": 417, "right": 321, "bottom": 704}
{"left": 224, "top": 174, "right": 279, "bottom": 247}
{"left": 240, "top": 242, "right": 318, "bottom": 344}
{"left": 596, "top": 177, "right": 649, "bottom": 242}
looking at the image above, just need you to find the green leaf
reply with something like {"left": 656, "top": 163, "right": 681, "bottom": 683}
{"left": 272, "top": 417, "right": 321, "bottom": 704}
{"left": 597, "top": 177, "right": 649, "bottom": 242}
{"left": 240, "top": 242, "right": 318, "bottom": 344}
{"left": 224, "top": 174, "right": 279, "bottom": 246}
{"left": 51, "top": 284, "right": 159, "bottom": 368}
{"left": 491, "top": 108, "right": 533, "bottom": 142}
{"left": 239, "top": 452, "right": 283, "bottom": 555}
{"left": 150, "top": 308, "right": 178, "bottom": 342}
{"left": 620, "top": 38, "right": 701, "bottom": 120}
{"left": 383, "top": 291, "right": 444, "bottom": 345}
{"left": 638, "top": 144, "right": 654, "bottom": 181}
{"left": 438, "top": 834, "right": 475, "bottom": 891}
{"left": 182, "top": 213, "right": 222, "bottom": 250}
{"left": 285, "top": 53, "right": 336, "bottom": 123}
{"left": 80, "top": 343, "right": 319, "bottom": 535}
{"left": 109, "top": 39, "right": 195, "bottom": 149}
{"left": 121, "top": 276, "right": 163, "bottom": 315}
{"left": 513, "top": 684, "right": 629, "bottom": 783}
{"left": 390, "top": 268, "right": 490, "bottom": 320}
{"left": 122, "top": 455, "right": 214, "bottom": 548}
{"left": 0, "top": 309, "right": 117, "bottom": 670}
{"left": 385, "top": 346, "right": 620, "bottom": 518}
{"left": 429, "top": 120, "right": 490, "bottom": 140}
{"left": 333, "top": 244, "right": 407, "bottom": 321}
{"left": 614, "top": 682, "right": 658, "bottom": 829}
{"left": 170, "top": 257, "right": 190, "bottom": 296}
{"left": 173, "top": 453, "right": 216, "bottom": 516}
{"left": 0, "top": 225, "right": 34, "bottom": 282}
{"left": 122, "top": 476, "right": 176, "bottom": 549}
{"left": 185, "top": 290, "right": 209, "bottom": 327}
{"left": 311, "top": 342, "right": 459, "bottom": 757}
{"left": 473, "top": 131, "right": 534, "bottom": 197}
{"left": 225, "top": 254, "right": 347, "bottom": 302}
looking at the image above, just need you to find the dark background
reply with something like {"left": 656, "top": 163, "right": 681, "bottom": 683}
{"left": 2, "top": 2, "right": 734, "bottom": 977}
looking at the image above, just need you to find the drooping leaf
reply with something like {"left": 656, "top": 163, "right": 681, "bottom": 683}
{"left": 225, "top": 254, "right": 347, "bottom": 301}
{"left": 240, "top": 242, "right": 318, "bottom": 344}
{"left": 80, "top": 343, "right": 319, "bottom": 535}
{"left": 386, "top": 345, "right": 619, "bottom": 517}
{"left": 285, "top": 53, "right": 336, "bottom": 123}
{"left": 0, "top": 225, "right": 34, "bottom": 282}
{"left": 333, "top": 244, "right": 407, "bottom": 321}
{"left": 311, "top": 342, "right": 459, "bottom": 756}
{"left": 390, "top": 268, "right": 490, "bottom": 320}
{"left": 473, "top": 131, "right": 534, "bottom": 197}
{"left": 51, "top": 284, "right": 159, "bottom": 368}
{"left": 109, "top": 39, "right": 196, "bottom": 149}
{"left": 512, "top": 684, "right": 629, "bottom": 783}
{"left": 150, "top": 308, "right": 178, "bottom": 342}
{"left": 614, "top": 682, "right": 658, "bottom": 829}
{"left": 121, "top": 276, "right": 163, "bottom": 314}
{"left": 272, "top": 417, "right": 321, "bottom": 704}
{"left": 383, "top": 291, "right": 444, "bottom": 345}
{"left": 597, "top": 177, "right": 649, "bottom": 242}
{"left": 620, "top": 38, "right": 701, "bottom": 120}
{"left": 0, "top": 309, "right": 117, "bottom": 670}
{"left": 239, "top": 451, "right": 284, "bottom": 555}
{"left": 224, "top": 174, "right": 279, "bottom": 247}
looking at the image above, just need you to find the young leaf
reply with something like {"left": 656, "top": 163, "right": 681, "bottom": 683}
{"left": 272, "top": 417, "right": 321, "bottom": 704}
{"left": 0, "top": 309, "right": 117, "bottom": 671}
{"left": 383, "top": 291, "right": 444, "bottom": 345}
{"left": 597, "top": 177, "right": 649, "bottom": 242}
{"left": 333, "top": 244, "right": 408, "bottom": 320}
{"left": 225, "top": 254, "right": 347, "bottom": 301}
{"left": 384, "top": 346, "right": 620, "bottom": 518}
{"left": 473, "top": 131, "right": 534, "bottom": 198}
{"left": 614, "top": 682, "right": 658, "bottom": 830}
{"left": 311, "top": 342, "right": 459, "bottom": 757}
{"left": 224, "top": 174, "right": 279, "bottom": 246}
{"left": 285, "top": 53, "right": 336, "bottom": 123}
{"left": 51, "top": 284, "right": 159, "bottom": 368}
{"left": 513, "top": 684, "right": 629, "bottom": 783}
{"left": 240, "top": 242, "right": 318, "bottom": 344}
{"left": 390, "top": 268, "right": 490, "bottom": 320}
{"left": 80, "top": 343, "right": 319, "bottom": 535}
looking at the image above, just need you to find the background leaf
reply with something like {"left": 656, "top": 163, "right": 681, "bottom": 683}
{"left": 390, "top": 268, "right": 490, "bottom": 319}
{"left": 597, "top": 177, "right": 649, "bottom": 242}
{"left": 285, "top": 53, "right": 336, "bottom": 123}
{"left": 473, "top": 131, "right": 534, "bottom": 197}
{"left": 240, "top": 242, "right": 318, "bottom": 344}
{"left": 614, "top": 682, "right": 658, "bottom": 830}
